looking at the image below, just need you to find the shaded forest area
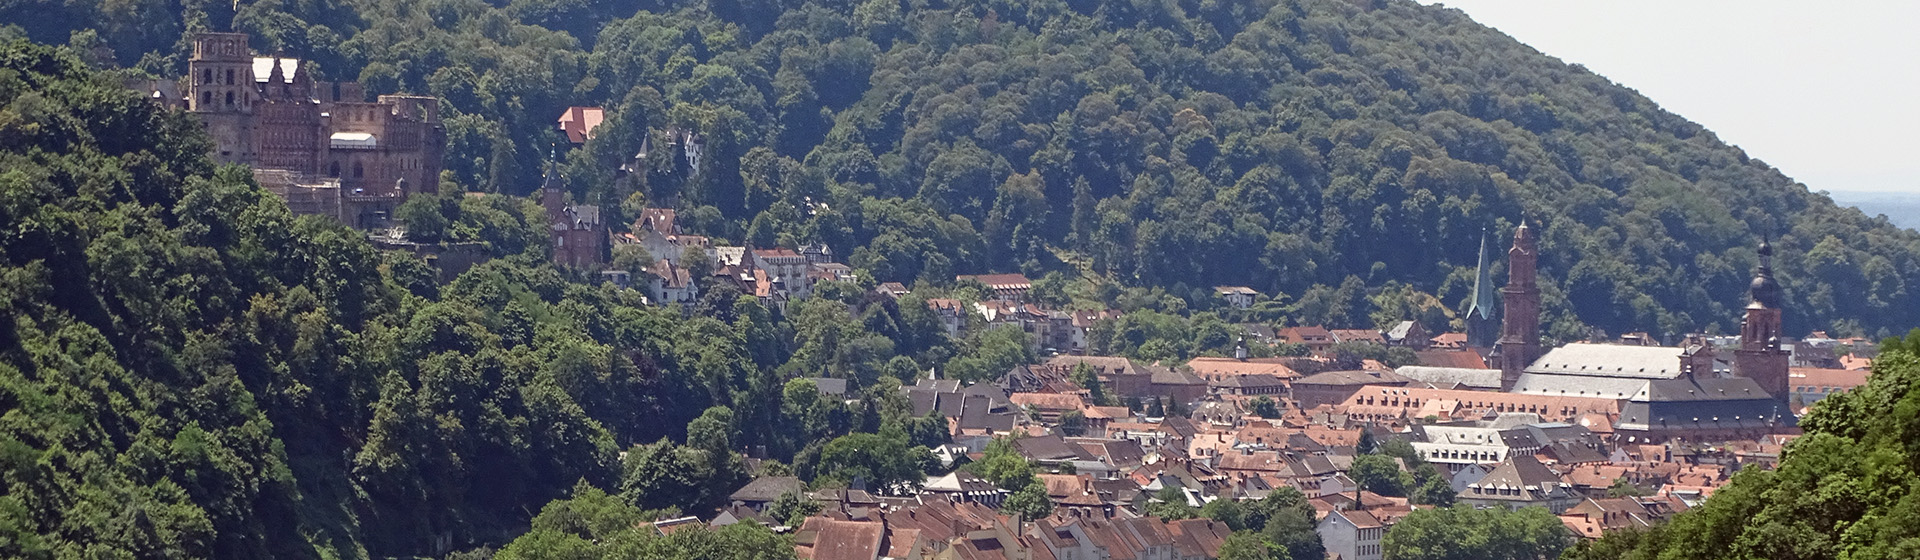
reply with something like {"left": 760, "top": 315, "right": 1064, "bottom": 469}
{"left": 6, "top": 0, "right": 1917, "bottom": 341}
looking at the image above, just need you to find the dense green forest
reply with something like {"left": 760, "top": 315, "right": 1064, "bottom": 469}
{"left": 0, "top": 41, "right": 984, "bottom": 558}
{"left": 6, "top": 0, "right": 1917, "bottom": 342}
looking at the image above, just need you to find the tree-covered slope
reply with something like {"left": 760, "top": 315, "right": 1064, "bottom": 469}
{"left": 8, "top": 0, "right": 1918, "bottom": 338}
{"left": 1566, "top": 332, "right": 1920, "bottom": 560}
{"left": 0, "top": 41, "right": 903, "bottom": 558}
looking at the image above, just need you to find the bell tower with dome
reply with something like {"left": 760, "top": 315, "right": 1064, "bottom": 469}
{"left": 1734, "top": 239, "right": 1791, "bottom": 411}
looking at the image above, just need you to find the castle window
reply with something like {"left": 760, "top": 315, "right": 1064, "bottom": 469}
{"left": 353, "top": 162, "right": 364, "bottom": 178}
{"left": 328, "top": 162, "right": 340, "bottom": 177}
{"left": 201, "top": 91, "right": 211, "bottom": 108}
{"left": 225, "top": 91, "right": 234, "bottom": 106}
{"left": 201, "top": 69, "right": 213, "bottom": 84}
{"left": 226, "top": 69, "right": 235, "bottom": 85}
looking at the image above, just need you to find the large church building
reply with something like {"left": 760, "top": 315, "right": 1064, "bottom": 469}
{"left": 1486, "top": 224, "right": 1795, "bottom": 444}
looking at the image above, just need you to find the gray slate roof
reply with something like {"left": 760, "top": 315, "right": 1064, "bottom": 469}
{"left": 729, "top": 476, "right": 804, "bottom": 503}
{"left": 804, "top": 377, "right": 848, "bottom": 396}
{"left": 1293, "top": 369, "right": 1413, "bottom": 387}
{"left": 1524, "top": 343, "right": 1688, "bottom": 378}
{"left": 1510, "top": 372, "right": 1650, "bottom": 399}
{"left": 1616, "top": 376, "right": 1795, "bottom": 432}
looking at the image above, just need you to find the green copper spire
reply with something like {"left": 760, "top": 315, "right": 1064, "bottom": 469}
{"left": 1465, "top": 228, "right": 1499, "bottom": 348}
{"left": 1467, "top": 229, "right": 1495, "bottom": 320}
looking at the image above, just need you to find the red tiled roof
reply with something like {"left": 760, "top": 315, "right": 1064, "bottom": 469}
{"left": 1277, "top": 326, "right": 1332, "bottom": 343}
{"left": 1186, "top": 357, "right": 1300, "bottom": 379}
{"left": 1414, "top": 350, "right": 1488, "bottom": 369}
{"left": 800, "top": 519, "right": 884, "bottom": 560}
{"left": 1010, "top": 392, "right": 1086, "bottom": 411}
{"left": 1790, "top": 367, "right": 1868, "bottom": 391}
{"left": 754, "top": 247, "right": 803, "bottom": 258}
{"left": 556, "top": 106, "right": 604, "bottom": 144}
{"left": 1329, "top": 329, "right": 1386, "bottom": 344}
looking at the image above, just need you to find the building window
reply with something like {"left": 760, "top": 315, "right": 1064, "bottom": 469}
{"left": 353, "top": 162, "right": 364, "bottom": 178}
{"left": 328, "top": 162, "right": 340, "bottom": 177}
{"left": 201, "top": 69, "right": 213, "bottom": 84}
{"left": 226, "top": 69, "right": 235, "bottom": 85}
{"left": 200, "top": 91, "right": 211, "bottom": 108}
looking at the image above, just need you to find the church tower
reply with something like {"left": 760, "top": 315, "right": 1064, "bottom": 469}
{"left": 1735, "top": 239, "right": 1792, "bottom": 410}
{"left": 1494, "top": 222, "right": 1542, "bottom": 392}
{"left": 1464, "top": 229, "right": 1499, "bottom": 349}
{"left": 186, "top": 33, "right": 256, "bottom": 165}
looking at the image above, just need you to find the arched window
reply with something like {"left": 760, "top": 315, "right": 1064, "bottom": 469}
{"left": 200, "top": 91, "right": 211, "bottom": 108}
{"left": 225, "top": 91, "right": 234, "bottom": 106}
{"left": 353, "top": 162, "right": 364, "bottom": 178}
{"left": 328, "top": 162, "right": 340, "bottom": 177}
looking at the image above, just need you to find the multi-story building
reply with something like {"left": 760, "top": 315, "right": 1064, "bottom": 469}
{"left": 135, "top": 32, "right": 445, "bottom": 228}
{"left": 540, "top": 168, "right": 607, "bottom": 268}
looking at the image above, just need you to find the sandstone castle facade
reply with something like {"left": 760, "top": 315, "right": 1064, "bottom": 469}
{"left": 135, "top": 33, "right": 446, "bottom": 228}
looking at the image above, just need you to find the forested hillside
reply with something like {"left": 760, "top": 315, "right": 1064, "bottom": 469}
{"left": 6, "top": 0, "right": 1917, "bottom": 341}
{"left": 0, "top": 42, "right": 966, "bottom": 558}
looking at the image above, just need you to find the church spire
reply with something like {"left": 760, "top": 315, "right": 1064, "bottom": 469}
{"left": 1735, "top": 237, "right": 1791, "bottom": 414}
{"left": 1748, "top": 238, "right": 1782, "bottom": 309}
{"left": 1465, "top": 228, "right": 1499, "bottom": 348}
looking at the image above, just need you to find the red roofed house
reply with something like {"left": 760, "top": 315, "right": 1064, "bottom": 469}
{"left": 1429, "top": 332, "right": 1469, "bottom": 350}
{"left": 1185, "top": 357, "right": 1300, "bottom": 381}
{"left": 1413, "top": 349, "right": 1489, "bottom": 369}
{"left": 793, "top": 518, "right": 884, "bottom": 560}
{"left": 556, "top": 106, "right": 604, "bottom": 145}
{"left": 752, "top": 247, "right": 811, "bottom": 298}
{"left": 540, "top": 166, "right": 607, "bottom": 268}
{"left": 1329, "top": 329, "right": 1386, "bottom": 345}
{"left": 1276, "top": 326, "right": 1334, "bottom": 355}
{"left": 1318, "top": 508, "right": 1389, "bottom": 560}
{"left": 1789, "top": 367, "right": 1870, "bottom": 408}
{"left": 1010, "top": 392, "right": 1087, "bottom": 423}
{"left": 646, "top": 259, "right": 697, "bottom": 305}
{"left": 925, "top": 298, "right": 966, "bottom": 336}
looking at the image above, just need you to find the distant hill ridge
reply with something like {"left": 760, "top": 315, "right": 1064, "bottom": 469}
{"left": 8, "top": 0, "right": 1918, "bottom": 339}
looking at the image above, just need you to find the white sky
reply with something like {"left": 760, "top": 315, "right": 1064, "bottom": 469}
{"left": 1421, "top": 1, "right": 1920, "bottom": 194}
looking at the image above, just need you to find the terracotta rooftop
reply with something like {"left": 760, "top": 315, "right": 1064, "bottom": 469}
{"left": 556, "top": 106, "right": 604, "bottom": 144}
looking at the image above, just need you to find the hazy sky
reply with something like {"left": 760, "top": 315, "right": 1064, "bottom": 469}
{"left": 1421, "top": 1, "right": 1920, "bottom": 194}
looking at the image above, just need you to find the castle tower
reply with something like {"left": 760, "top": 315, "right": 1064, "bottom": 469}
{"left": 1464, "top": 229, "right": 1500, "bottom": 349}
{"left": 187, "top": 33, "right": 256, "bottom": 165}
{"left": 1494, "top": 221, "right": 1542, "bottom": 392}
{"left": 540, "top": 161, "right": 566, "bottom": 222}
{"left": 1735, "top": 239, "right": 1792, "bottom": 411}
